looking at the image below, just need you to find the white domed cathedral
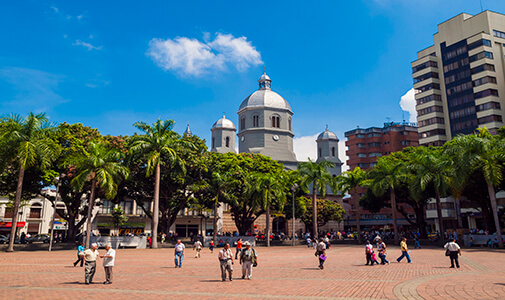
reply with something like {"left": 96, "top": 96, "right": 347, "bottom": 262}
{"left": 208, "top": 71, "right": 345, "bottom": 235}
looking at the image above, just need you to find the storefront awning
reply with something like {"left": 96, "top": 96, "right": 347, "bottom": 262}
{"left": 0, "top": 221, "right": 26, "bottom": 228}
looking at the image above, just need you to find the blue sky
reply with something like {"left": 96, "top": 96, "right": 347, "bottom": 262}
{"left": 1, "top": 0, "right": 504, "bottom": 162}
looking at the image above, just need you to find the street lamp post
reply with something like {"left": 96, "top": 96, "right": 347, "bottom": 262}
{"left": 291, "top": 183, "right": 298, "bottom": 247}
{"left": 49, "top": 175, "right": 63, "bottom": 252}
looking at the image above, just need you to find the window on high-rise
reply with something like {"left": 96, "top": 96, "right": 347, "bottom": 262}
{"left": 471, "top": 63, "right": 495, "bottom": 75}
{"left": 474, "top": 89, "right": 499, "bottom": 99}
{"left": 473, "top": 76, "right": 497, "bottom": 87}
{"left": 478, "top": 114, "right": 503, "bottom": 124}
{"left": 493, "top": 29, "right": 505, "bottom": 39}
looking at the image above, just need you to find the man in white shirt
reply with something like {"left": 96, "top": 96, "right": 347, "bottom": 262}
{"left": 316, "top": 238, "right": 327, "bottom": 269}
{"left": 444, "top": 238, "right": 461, "bottom": 268}
{"left": 193, "top": 239, "right": 203, "bottom": 258}
{"left": 174, "top": 240, "right": 185, "bottom": 268}
{"left": 218, "top": 243, "right": 234, "bottom": 281}
{"left": 79, "top": 243, "right": 99, "bottom": 284}
{"left": 100, "top": 243, "right": 115, "bottom": 284}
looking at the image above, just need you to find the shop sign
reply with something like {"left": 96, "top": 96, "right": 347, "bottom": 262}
{"left": 0, "top": 221, "right": 26, "bottom": 228}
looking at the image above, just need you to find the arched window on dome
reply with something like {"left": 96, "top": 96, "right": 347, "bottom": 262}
{"left": 288, "top": 118, "right": 292, "bottom": 131}
{"left": 253, "top": 115, "right": 259, "bottom": 127}
{"left": 332, "top": 147, "right": 336, "bottom": 157}
{"left": 271, "top": 115, "right": 280, "bottom": 128}
{"left": 240, "top": 118, "right": 246, "bottom": 130}
{"left": 225, "top": 136, "right": 230, "bottom": 148}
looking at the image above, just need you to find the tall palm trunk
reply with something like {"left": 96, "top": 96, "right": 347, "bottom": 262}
{"left": 390, "top": 188, "right": 399, "bottom": 245}
{"left": 152, "top": 163, "right": 160, "bottom": 249}
{"left": 487, "top": 181, "right": 504, "bottom": 248}
{"left": 355, "top": 187, "right": 361, "bottom": 241}
{"left": 312, "top": 183, "right": 317, "bottom": 238}
{"left": 266, "top": 205, "right": 271, "bottom": 247}
{"left": 85, "top": 179, "right": 97, "bottom": 249}
{"left": 213, "top": 196, "right": 218, "bottom": 244}
{"left": 7, "top": 167, "right": 25, "bottom": 252}
{"left": 434, "top": 189, "right": 444, "bottom": 237}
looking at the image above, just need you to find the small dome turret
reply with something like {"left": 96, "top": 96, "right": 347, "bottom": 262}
{"left": 317, "top": 126, "right": 339, "bottom": 141}
{"left": 212, "top": 113, "right": 236, "bottom": 130}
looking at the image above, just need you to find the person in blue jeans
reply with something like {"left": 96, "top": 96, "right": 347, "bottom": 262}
{"left": 414, "top": 237, "right": 421, "bottom": 249}
{"left": 174, "top": 240, "right": 185, "bottom": 268}
{"left": 397, "top": 237, "right": 412, "bottom": 263}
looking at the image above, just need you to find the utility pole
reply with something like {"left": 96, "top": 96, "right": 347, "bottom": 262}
{"left": 49, "top": 175, "right": 63, "bottom": 251}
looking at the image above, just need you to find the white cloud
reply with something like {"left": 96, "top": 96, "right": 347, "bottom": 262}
{"left": 50, "top": 6, "right": 59, "bottom": 13}
{"left": 77, "top": 15, "right": 83, "bottom": 20}
{"left": 293, "top": 134, "right": 348, "bottom": 171}
{"left": 73, "top": 40, "right": 102, "bottom": 51}
{"left": 147, "top": 33, "right": 262, "bottom": 76}
{"left": 89, "top": 34, "right": 94, "bottom": 39}
{"left": 0, "top": 67, "right": 68, "bottom": 112}
{"left": 400, "top": 88, "right": 417, "bottom": 123}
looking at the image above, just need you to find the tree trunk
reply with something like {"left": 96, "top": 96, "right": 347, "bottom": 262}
{"left": 7, "top": 167, "right": 25, "bottom": 252}
{"left": 312, "top": 184, "right": 317, "bottom": 237}
{"left": 434, "top": 189, "right": 444, "bottom": 236}
{"left": 487, "top": 181, "right": 504, "bottom": 248}
{"left": 213, "top": 198, "right": 218, "bottom": 245}
{"left": 266, "top": 205, "right": 271, "bottom": 247}
{"left": 416, "top": 205, "right": 428, "bottom": 238}
{"left": 152, "top": 163, "right": 160, "bottom": 249}
{"left": 390, "top": 188, "right": 399, "bottom": 245}
{"left": 355, "top": 187, "right": 361, "bottom": 241}
{"left": 85, "top": 179, "right": 97, "bottom": 249}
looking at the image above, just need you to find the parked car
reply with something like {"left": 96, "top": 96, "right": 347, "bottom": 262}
{"left": 25, "top": 234, "right": 51, "bottom": 244}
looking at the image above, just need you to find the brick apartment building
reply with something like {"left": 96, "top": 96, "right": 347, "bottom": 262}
{"left": 343, "top": 122, "right": 419, "bottom": 232}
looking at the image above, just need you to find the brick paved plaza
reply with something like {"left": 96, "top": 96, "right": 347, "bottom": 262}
{"left": 1, "top": 244, "right": 504, "bottom": 299}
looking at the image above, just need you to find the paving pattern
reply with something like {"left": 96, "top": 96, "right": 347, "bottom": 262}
{"left": 1, "top": 244, "right": 504, "bottom": 299}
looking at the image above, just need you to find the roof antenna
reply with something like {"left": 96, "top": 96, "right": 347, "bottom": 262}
{"left": 263, "top": 65, "right": 266, "bottom": 74}
{"left": 480, "top": 0, "right": 484, "bottom": 12}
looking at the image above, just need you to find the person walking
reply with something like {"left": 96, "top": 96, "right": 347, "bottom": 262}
{"left": 193, "top": 239, "right": 203, "bottom": 258}
{"left": 396, "top": 237, "right": 412, "bottom": 263}
{"left": 414, "top": 236, "right": 421, "bottom": 249}
{"left": 316, "top": 238, "right": 327, "bottom": 270}
{"left": 365, "top": 240, "right": 373, "bottom": 265}
{"left": 235, "top": 238, "right": 243, "bottom": 259}
{"left": 209, "top": 239, "right": 214, "bottom": 253}
{"left": 74, "top": 242, "right": 85, "bottom": 267}
{"left": 239, "top": 241, "right": 257, "bottom": 280}
{"left": 174, "top": 240, "right": 185, "bottom": 268}
{"left": 444, "top": 238, "right": 461, "bottom": 268}
{"left": 218, "top": 243, "right": 234, "bottom": 281}
{"left": 100, "top": 243, "right": 115, "bottom": 284}
{"left": 80, "top": 243, "right": 99, "bottom": 285}
{"left": 377, "top": 239, "right": 389, "bottom": 265}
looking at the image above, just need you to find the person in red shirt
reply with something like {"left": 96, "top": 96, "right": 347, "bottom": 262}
{"left": 235, "top": 238, "right": 243, "bottom": 259}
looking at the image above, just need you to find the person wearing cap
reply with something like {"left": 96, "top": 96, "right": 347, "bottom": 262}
{"left": 80, "top": 243, "right": 99, "bottom": 285}
{"left": 218, "top": 243, "right": 234, "bottom": 281}
{"left": 239, "top": 241, "right": 257, "bottom": 279}
{"left": 100, "top": 243, "right": 115, "bottom": 284}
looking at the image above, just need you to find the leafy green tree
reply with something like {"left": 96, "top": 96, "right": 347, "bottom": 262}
{"left": 368, "top": 155, "right": 407, "bottom": 244}
{"left": 252, "top": 172, "right": 287, "bottom": 247}
{"left": 129, "top": 119, "right": 193, "bottom": 249}
{"left": 299, "top": 197, "right": 346, "bottom": 230}
{"left": 448, "top": 128, "right": 505, "bottom": 247}
{"left": 408, "top": 147, "right": 454, "bottom": 236}
{"left": 0, "top": 113, "right": 60, "bottom": 252}
{"left": 67, "top": 142, "right": 129, "bottom": 248}
{"left": 298, "top": 159, "right": 334, "bottom": 236}
{"left": 333, "top": 167, "right": 366, "bottom": 239}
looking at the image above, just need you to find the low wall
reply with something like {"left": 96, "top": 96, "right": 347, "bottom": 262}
{"left": 86, "top": 236, "right": 147, "bottom": 249}
{"left": 463, "top": 234, "right": 499, "bottom": 247}
{"left": 203, "top": 236, "right": 256, "bottom": 247}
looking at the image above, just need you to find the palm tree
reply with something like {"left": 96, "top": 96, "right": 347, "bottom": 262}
{"left": 448, "top": 128, "right": 505, "bottom": 248}
{"left": 68, "top": 142, "right": 129, "bottom": 248}
{"left": 298, "top": 159, "right": 334, "bottom": 237}
{"left": 252, "top": 172, "right": 287, "bottom": 247}
{"left": 130, "top": 119, "right": 192, "bottom": 249}
{"left": 368, "top": 156, "right": 406, "bottom": 244}
{"left": 208, "top": 171, "right": 233, "bottom": 244}
{"left": 333, "top": 167, "right": 366, "bottom": 240}
{"left": 0, "top": 113, "right": 60, "bottom": 252}
{"left": 408, "top": 147, "right": 454, "bottom": 236}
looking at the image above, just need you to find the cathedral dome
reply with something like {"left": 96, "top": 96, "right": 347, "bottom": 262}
{"left": 317, "top": 127, "right": 339, "bottom": 141}
{"left": 238, "top": 72, "right": 292, "bottom": 112}
{"left": 212, "top": 114, "right": 236, "bottom": 130}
